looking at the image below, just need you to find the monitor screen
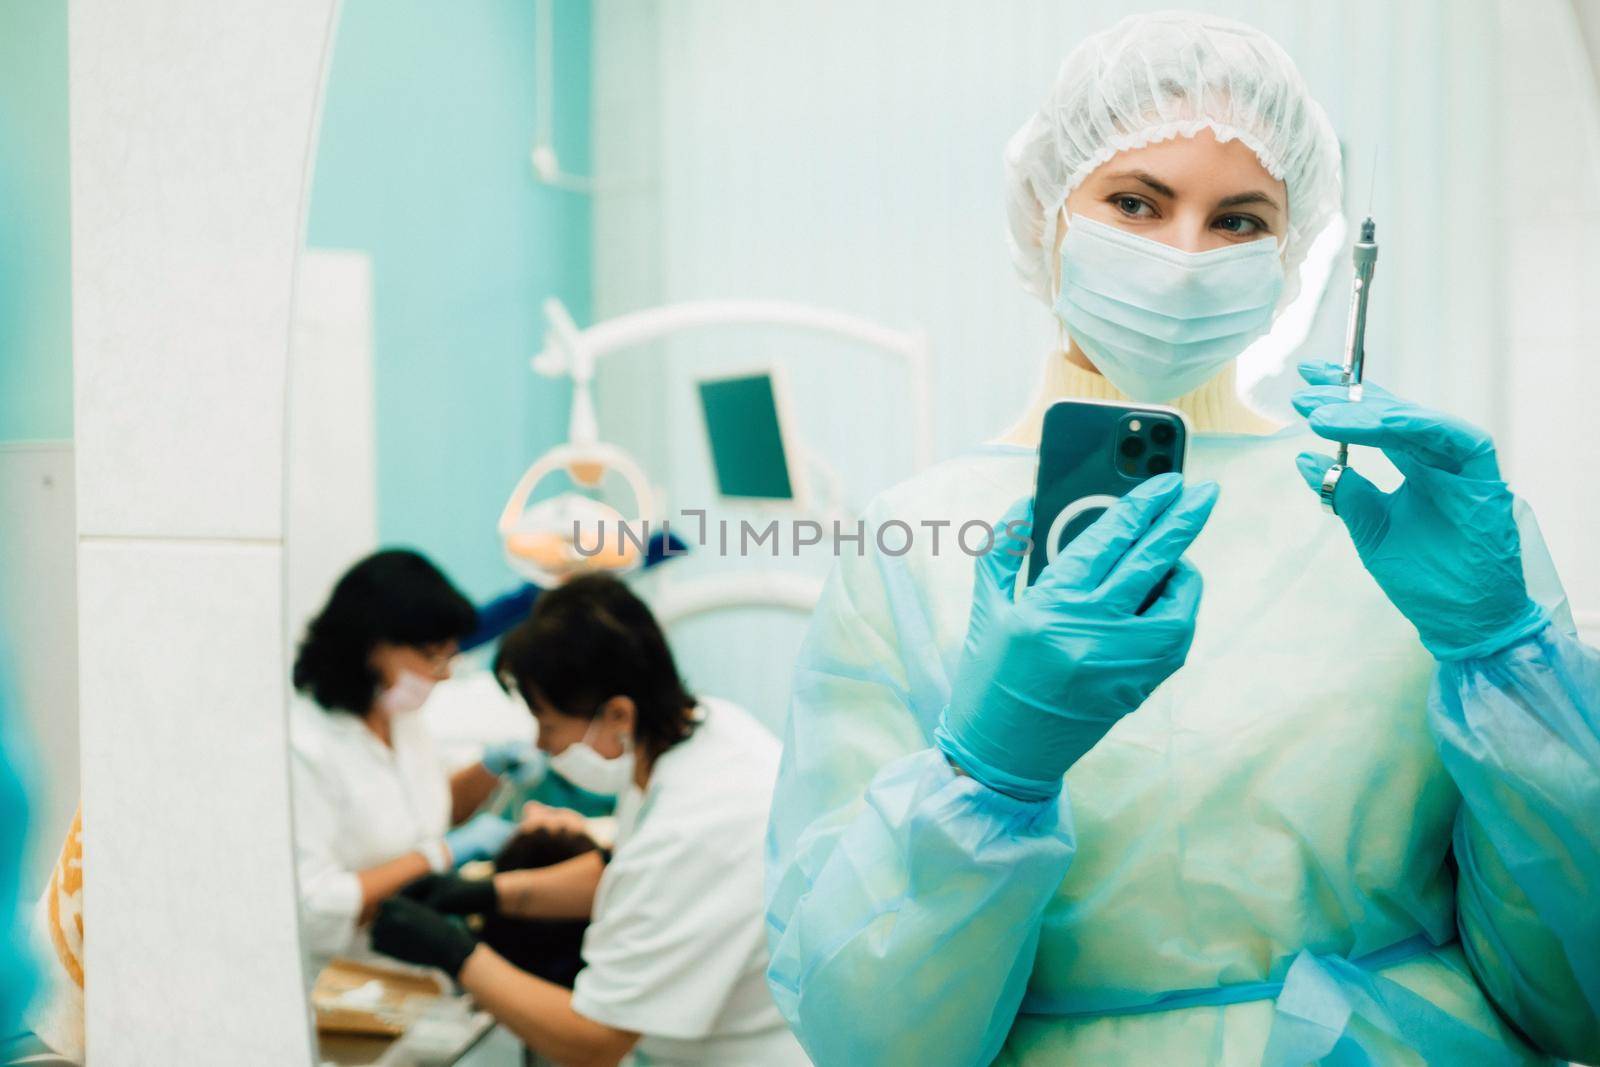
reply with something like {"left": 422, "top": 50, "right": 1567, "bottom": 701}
{"left": 697, "top": 372, "right": 796, "bottom": 501}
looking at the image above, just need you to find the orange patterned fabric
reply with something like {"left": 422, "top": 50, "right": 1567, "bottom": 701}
{"left": 44, "top": 808, "right": 83, "bottom": 988}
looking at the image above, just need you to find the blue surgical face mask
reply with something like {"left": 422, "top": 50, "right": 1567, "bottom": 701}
{"left": 1053, "top": 214, "right": 1285, "bottom": 401}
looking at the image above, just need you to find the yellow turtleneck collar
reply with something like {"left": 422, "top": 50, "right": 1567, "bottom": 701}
{"left": 997, "top": 354, "right": 1282, "bottom": 447}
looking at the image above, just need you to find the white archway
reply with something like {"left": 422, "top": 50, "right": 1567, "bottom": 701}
{"left": 70, "top": 1, "right": 338, "bottom": 1061}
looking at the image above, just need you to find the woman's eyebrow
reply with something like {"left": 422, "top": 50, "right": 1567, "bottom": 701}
{"left": 1104, "top": 170, "right": 1176, "bottom": 198}
{"left": 1216, "top": 190, "right": 1282, "bottom": 212}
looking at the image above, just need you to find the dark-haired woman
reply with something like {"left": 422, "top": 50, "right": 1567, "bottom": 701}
{"left": 290, "top": 549, "right": 535, "bottom": 969}
{"left": 373, "top": 575, "right": 808, "bottom": 1067}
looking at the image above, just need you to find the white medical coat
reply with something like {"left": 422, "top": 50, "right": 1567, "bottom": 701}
{"left": 290, "top": 701, "right": 452, "bottom": 969}
{"left": 571, "top": 698, "right": 810, "bottom": 1066}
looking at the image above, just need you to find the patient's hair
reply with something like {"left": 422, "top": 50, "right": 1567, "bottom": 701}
{"left": 482, "top": 828, "right": 598, "bottom": 986}
{"left": 493, "top": 575, "right": 697, "bottom": 760}
{"left": 292, "top": 549, "right": 475, "bottom": 715}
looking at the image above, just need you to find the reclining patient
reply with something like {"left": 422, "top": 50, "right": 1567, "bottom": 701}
{"left": 479, "top": 827, "right": 597, "bottom": 990}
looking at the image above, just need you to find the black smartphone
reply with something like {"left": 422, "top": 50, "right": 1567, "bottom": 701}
{"left": 1025, "top": 399, "right": 1190, "bottom": 587}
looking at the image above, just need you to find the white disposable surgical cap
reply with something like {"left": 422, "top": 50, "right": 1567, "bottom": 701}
{"left": 1004, "top": 10, "right": 1342, "bottom": 310}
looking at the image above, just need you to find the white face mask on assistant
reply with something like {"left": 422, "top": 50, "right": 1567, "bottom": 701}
{"left": 548, "top": 715, "right": 635, "bottom": 796}
{"left": 1054, "top": 213, "right": 1285, "bottom": 401}
{"left": 376, "top": 669, "right": 437, "bottom": 717}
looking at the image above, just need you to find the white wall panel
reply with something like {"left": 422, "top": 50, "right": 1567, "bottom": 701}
{"left": 285, "top": 249, "right": 377, "bottom": 651}
{"left": 78, "top": 541, "right": 309, "bottom": 1064}
{"left": 70, "top": 0, "right": 335, "bottom": 540}
{"left": 1498, "top": 0, "right": 1600, "bottom": 637}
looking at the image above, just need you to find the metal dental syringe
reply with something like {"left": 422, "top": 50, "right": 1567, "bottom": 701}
{"left": 1319, "top": 216, "right": 1379, "bottom": 514}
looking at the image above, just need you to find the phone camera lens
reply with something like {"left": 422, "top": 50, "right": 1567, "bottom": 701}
{"left": 1146, "top": 454, "right": 1172, "bottom": 475}
{"left": 1119, "top": 436, "right": 1146, "bottom": 459}
{"left": 1150, "top": 422, "right": 1176, "bottom": 446}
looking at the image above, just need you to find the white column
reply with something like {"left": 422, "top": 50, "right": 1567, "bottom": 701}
{"left": 69, "top": 0, "right": 338, "bottom": 1061}
{"left": 1496, "top": 0, "right": 1600, "bottom": 643}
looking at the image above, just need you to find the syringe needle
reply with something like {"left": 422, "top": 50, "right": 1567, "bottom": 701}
{"left": 1324, "top": 211, "right": 1378, "bottom": 513}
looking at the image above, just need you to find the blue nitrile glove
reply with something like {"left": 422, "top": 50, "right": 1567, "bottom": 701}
{"left": 935, "top": 474, "right": 1218, "bottom": 801}
{"left": 481, "top": 739, "right": 539, "bottom": 779}
{"left": 1292, "top": 361, "right": 1548, "bottom": 661}
{"left": 443, "top": 813, "right": 516, "bottom": 867}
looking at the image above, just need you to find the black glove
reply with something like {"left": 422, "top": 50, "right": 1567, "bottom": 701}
{"left": 400, "top": 872, "right": 498, "bottom": 916}
{"left": 372, "top": 897, "right": 479, "bottom": 978}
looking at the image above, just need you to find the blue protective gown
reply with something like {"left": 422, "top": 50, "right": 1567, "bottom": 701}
{"left": 765, "top": 429, "right": 1600, "bottom": 1066}
{"left": 0, "top": 649, "right": 37, "bottom": 1036}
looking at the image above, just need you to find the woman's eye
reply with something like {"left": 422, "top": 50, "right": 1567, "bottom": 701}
{"left": 1112, "top": 195, "right": 1154, "bottom": 218}
{"left": 1215, "top": 214, "right": 1264, "bottom": 236}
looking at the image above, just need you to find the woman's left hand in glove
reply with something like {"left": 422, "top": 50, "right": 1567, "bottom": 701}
{"left": 371, "top": 896, "right": 480, "bottom": 979}
{"left": 1292, "top": 360, "right": 1547, "bottom": 660}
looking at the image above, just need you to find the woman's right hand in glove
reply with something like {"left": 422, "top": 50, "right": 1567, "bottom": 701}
{"left": 935, "top": 473, "right": 1218, "bottom": 801}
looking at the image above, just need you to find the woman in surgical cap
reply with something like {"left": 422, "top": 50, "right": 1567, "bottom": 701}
{"left": 764, "top": 11, "right": 1600, "bottom": 1066}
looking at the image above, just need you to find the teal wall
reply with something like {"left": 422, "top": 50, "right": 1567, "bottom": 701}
{"left": 307, "top": 0, "right": 592, "bottom": 601}
{"left": 0, "top": 0, "right": 72, "bottom": 443}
